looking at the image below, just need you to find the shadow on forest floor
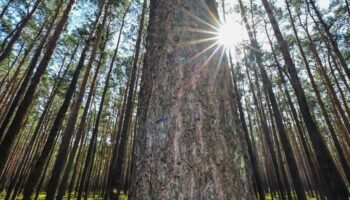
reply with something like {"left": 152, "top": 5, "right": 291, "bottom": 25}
{"left": 0, "top": 192, "right": 327, "bottom": 200}
{"left": 0, "top": 193, "right": 128, "bottom": 200}
{"left": 265, "top": 193, "right": 318, "bottom": 200}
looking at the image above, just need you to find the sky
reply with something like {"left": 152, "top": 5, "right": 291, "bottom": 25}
{"left": 319, "top": 0, "right": 331, "bottom": 9}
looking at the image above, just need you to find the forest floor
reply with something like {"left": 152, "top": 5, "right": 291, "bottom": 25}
{"left": 265, "top": 193, "right": 318, "bottom": 200}
{"left": 0, "top": 193, "right": 319, "bottom": 199}
{"left": 0, "top": 193, "right": 128, "bottom": 200}
{"left": 0, "top": 194, "right": 321, "bottom": 200}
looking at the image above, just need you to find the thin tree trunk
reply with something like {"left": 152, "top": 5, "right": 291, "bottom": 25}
{"left": 0, "top": 12, "right": 57, "bottom": 141}
{"left": 261, "top": 0, "right": 349, "bottom": 198}
{"left": 0, "top": 0, "right": 77, "bottom": 198}
{"left": 44, "top": 3, "right": 108, "bottom": 199}
{"left": 76, "top": 41, "right": 109, "bottom": 200}
{"left": 307, "top": 0, "right": 350, "bottom": 80}
{"left": 0, "top": 21, "right": 46, "bottom": 113}
{"left": 108, "top": 1, "right": 146, "bottom": 199}
{"left": 239, "top": 1, "right": 306, "bottom": 199}
{"left": 0, "top": 0, "right": 71, "bottom": 177}
{"left": 0, "top": 0, "right": 14, "bottom": 19}
{"left": 0, "top": 0, "right": 43, "bottom": 64}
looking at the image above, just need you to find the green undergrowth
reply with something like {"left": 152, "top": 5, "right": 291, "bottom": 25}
{"left": 265, "top": 193, "right": 317, "bottom": 200}
{"left": 0, "top": 192, "right": 324, "bottom": 200}
{"left": 0, "top": 193, "right": 128, "bottom": 200}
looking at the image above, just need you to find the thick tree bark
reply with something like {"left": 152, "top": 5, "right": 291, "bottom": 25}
{"left": 261, "top": 0, "right": 349, "bottom": 198}
{"left": 130, "top": 0, "right": 253, "bottom": 199}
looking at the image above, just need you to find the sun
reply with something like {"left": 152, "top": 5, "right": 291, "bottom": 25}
{"left": 216, "top": 21, "right": 242, "bottom": 49}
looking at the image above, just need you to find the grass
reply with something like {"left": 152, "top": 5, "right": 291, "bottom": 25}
{"left": 265, "top": 193, "right": 318, "bottom": 200}
{"left": 0, "top": 192, "right": 324, "bottom": 200}
{"left": 0, "top": 193, "right": 128, "bottom": 200}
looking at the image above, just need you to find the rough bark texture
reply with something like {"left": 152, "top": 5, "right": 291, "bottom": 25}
{"left": 130, "top": 0, "right": 252, "bottom": 199}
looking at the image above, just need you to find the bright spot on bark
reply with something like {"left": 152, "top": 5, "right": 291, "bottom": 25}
{"left": 112, "top": 188, "right": 118, "bottom": 194}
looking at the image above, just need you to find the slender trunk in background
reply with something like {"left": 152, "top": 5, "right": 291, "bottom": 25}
{"left": 302, "top": 23, "right": 350, "bottom": 184}
{"left": 108, "top": 1, "right": 146, "bottom": 199}
{"left": 261, "top": 0, "right": 349, "bottom": 198}
{"left": 238, "top": 1, "right": 306, "bottom": 199}
{"left": 76, "top": 46, "right": 108, "bottom": 200}
{"left": 0, "top": 9, "right": 59, "bottom": 141}
{"left": 0, "top": 42, "right": 25, "bottom": 92}
{"left": 55, "top": 7, "right": 108, "bottom": 198}
{"left": 0, "top": 20, "right": 46, "bottom": 113}
{"left": 1, "top": 0, "right": 78, "bottom": 198}
{"left": 346, "top": 0, "right": 350, "bottom": 21}
{"left": 130, "top": 0, "right": 253, "bottom": 199}
{"left": 0, "top": 0, "right": 43, "bottom": 64}
{"left": 0, "top": 0, "right": 14, "bottom": 19}
{"left": 44, "top": 3, "right": 108, "bottom": 199}
{"left": 307, "top": 0, "right": 350, "bottom": 80}
{"left": 105, "top": 72, "right": 129, "bottom": 199}
{"left": 92, "top": 4, "right": 129, "bottom": 199}
{"left": 23, "top": 34, "right": 98, "bottom": 200}
{"left": 0, "top": 0, "right": 75, "bottom": 180}
{"left": 246, "top": 65, "right": 284, "bottom": 199}
{"left": 56, "top": 25, "right": 109, "bottom": 200}
{"left": 221, "top": 1, "right": 264, "bottom": 199}
{"left": 285, "top": 1, "right": 330, "bottom": 197}
{"left": 1, "top": 46, "right": 75, "bottom": 200}
{"left": 103, "top": 6, "right": 130, "bottom": 198}
{"left": 232, "top": 61, "right": 265, "bottom": 200}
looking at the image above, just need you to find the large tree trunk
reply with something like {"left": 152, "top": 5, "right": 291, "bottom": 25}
{"left": 130, "top": 0, "right": 253, "bottom": 199}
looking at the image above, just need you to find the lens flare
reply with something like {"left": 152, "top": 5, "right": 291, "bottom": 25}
{"left": 216, "top": 21, "right": 242, "bottom": 49}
